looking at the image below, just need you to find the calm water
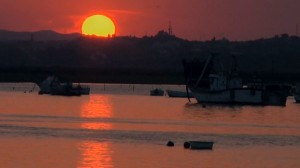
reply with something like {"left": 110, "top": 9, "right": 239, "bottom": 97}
{"left": 0, "top": 83, "right": 300, "bottom": 168}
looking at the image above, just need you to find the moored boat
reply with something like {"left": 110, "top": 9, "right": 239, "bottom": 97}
{"left": 166, "top": 89, "right": 194, "bottom": 98}
{"left": 184, "top": 54, "right": 288, "bottom": 106}
{"left": 37, "top": 76, "right": 90, "bottom": 96}
{"left": 150, "top": 88, "right": 164, "bottom": 96}
{"left": 184, "top": 141, "right": 214, "bottom": 150}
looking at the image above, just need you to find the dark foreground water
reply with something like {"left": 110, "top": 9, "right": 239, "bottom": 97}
{"left": 0, "top": 83, "right": 299, "bottom": 168}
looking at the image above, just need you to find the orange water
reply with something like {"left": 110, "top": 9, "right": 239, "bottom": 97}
{"left": 0, "top": 83, "right": 299, "bottom": 168}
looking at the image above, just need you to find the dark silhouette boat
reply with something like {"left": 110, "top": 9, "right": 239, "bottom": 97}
{"left": 166, "top": 89, "right": 194, "bottom": 98}
{"left": 150, "top": 88, "right": 164, "bottom": 96}
{"left": 37, "top": 76, "right": 90, "bottom": 96}
{"left": 183, "top": 53, "right": 288, "bottom": 106}
{"left": 184, "top": 141, "right": 214, "bottom": 150}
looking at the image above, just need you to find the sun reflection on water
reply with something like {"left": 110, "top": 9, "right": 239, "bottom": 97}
{"left": 78, "top": 141, "right": 113, "bottom": 168}
{"left": 80, "top": 95, "right": 113, "bottom": 130}
{"left": 78, "top": 95, "right": 114, "bottom": 168}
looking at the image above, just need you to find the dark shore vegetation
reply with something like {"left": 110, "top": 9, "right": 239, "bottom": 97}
{"left": 0, "top": 30, "right": 299, "bottom": 84}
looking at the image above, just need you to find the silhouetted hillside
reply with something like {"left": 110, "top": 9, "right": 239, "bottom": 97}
{"left": 0, "top": 30, "right": 81, "bottom": 41}
{"left": 0, "top": 30, "right": 299, "bottom": 84}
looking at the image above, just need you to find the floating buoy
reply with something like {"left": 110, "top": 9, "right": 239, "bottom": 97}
{"left": 184, "top": 142, "right": 190, "bottom": 148}
{"left": 166, "top": 141, "right": 175, "bottom": 147}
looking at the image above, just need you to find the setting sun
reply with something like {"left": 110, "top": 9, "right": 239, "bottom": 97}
{"left": 82, "top": 15, "right": 116, "bottom": 37}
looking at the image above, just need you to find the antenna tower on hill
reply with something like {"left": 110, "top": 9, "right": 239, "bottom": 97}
{"left": 168, "top": 21, "right": 173, "bottom": 36}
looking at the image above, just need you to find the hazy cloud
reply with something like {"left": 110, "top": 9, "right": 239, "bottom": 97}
{"left": 0, "top": 0, "right": 299, "bottom": 40}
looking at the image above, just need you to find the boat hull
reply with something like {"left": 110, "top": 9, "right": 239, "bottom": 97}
{"left": 191, "top": 88, "right": 264, "bottom": 105}
{"left": 166, "top": 90, "right": 194, "bottom": 98}
{"left": 37, "top": 76, "right": 90, "bottom": 96}
{"left": 190, "top": 87, "right": 287, "bottom": 106}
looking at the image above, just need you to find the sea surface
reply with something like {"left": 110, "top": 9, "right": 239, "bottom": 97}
{"left": 0, "top": 83, "right": 299, "bottom": 168}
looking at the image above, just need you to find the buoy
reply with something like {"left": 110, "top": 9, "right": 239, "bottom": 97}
{"left": 166, "top": 141, "right": 175, "bottom": 147}
{"left": 184, "top": 142, "right": 190, "bottom": 148}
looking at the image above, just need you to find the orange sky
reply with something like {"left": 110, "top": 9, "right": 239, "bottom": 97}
{"left": 0, "top": 0, "right": 300, "bottom": 40}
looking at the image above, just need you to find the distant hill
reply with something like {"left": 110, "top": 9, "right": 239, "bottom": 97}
{"left": 0, "top": 30, "right": 299, "bottom": 83}
{"left": 0, "top": 30, "right": 81, "bottom": 41}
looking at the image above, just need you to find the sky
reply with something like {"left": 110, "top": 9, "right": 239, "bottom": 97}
{"left": 0, "top": 0, "right": 299, "bottom": 41}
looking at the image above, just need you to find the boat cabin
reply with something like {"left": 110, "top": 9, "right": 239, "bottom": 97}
{"left": 209, "top": 74, "right": 242, "bottom": 91}
{"left": 209, "top": 74, "right": 227, "bottom": 91}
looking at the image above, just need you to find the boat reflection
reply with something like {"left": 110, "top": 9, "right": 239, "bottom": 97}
{"left": 78, "top": 141, "right": 113, "bottom": 168}
{"left": 80, "top": 95, "right": 113, "bottom": 130}
{"left": 78, "top": 95, "right": 114, "bottom": 168}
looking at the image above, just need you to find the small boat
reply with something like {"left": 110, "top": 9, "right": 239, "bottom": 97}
{"left": 150, "top": 88, "right": 164, "bottom": 96}
{"left": 37, "top": 76, "right": 90, "bottom": 96}
{"left": 166, "top": 89, "right": 194, "bottom": 98}
{"left": 184, "top": 141, "right": 214, "bottom": 150}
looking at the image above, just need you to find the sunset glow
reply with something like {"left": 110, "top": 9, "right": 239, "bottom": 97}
{"left": 80, "top": 95, "right": 113, "bottom": 130}
{"left": 82, "top": 15, "right": 116, "bottom": 37}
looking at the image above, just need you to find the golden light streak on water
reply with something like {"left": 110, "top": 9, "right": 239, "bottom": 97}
{"left": 80, "top": 95, "right": 113, "bottom": 130}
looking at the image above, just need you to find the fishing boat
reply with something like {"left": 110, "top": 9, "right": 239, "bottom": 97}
{"left": 184, "top": 54, "right": 288, "bottom": 106}
{"left": 37, "top": 76, "right": 90, "bottom": 96}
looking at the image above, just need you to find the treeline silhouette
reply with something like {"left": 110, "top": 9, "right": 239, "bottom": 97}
{"left": 0, "top": 30, "right": 299, "bottom": 84}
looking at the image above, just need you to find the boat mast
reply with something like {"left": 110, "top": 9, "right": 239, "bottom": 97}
{"left": 194, "top": 53, "right": 215, "bottom": 87}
